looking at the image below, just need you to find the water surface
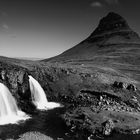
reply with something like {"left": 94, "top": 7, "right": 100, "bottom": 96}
{"left": 0, "top": 108, "right": 140, "bottom": 140}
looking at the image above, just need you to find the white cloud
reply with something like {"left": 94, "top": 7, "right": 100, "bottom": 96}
{"left": 91, "top": 1, "right": 103, "bottom": 7}
{"left": 90, "top": 0, "right": 119, "bottom": 8}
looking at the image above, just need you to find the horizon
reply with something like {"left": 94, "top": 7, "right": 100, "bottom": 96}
{"left": 0, "top": 0, "right": 140, "bottom": 59}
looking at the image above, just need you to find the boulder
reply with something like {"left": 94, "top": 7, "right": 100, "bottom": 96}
{"left": 113, "top": 81, "right": 127, "bottom": 89}
{"left": 127, "top": 84, "right": 137, "bottom": 91}
{"left": 113, "top": 81, "right": 137, "bottom": 91}
{"left": 102, "top": 119, "right": 114, "bottom": 136}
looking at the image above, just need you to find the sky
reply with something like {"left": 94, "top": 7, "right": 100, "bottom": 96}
{"left": 0, "top": 0, "right": 140, "bottom": 59}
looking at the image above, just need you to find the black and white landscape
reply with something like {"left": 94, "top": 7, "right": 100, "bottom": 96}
{"left": 0, "top": 0, "right": 140, "bottom": 140}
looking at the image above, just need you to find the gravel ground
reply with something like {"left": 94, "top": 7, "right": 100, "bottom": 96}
{"left": 5, "top": 132, "right": 53, "bottom": 140}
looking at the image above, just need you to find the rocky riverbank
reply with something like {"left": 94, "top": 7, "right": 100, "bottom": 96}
{"left": 0, "top": 59, "right": 140, "bottom": 140}
{"left": 61, "top": 89, "right": 140, "bottom": 139}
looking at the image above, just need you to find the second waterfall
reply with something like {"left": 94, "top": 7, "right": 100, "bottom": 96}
{"left": 29, "top": 75, "right": 61, "bottom": 110}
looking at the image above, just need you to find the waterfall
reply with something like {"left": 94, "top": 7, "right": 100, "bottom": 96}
{"left": 0, "top": 83, "right": 30, "bottom": 125}
{"left": 29, "top": 76, "right": 61, "bottom": 110}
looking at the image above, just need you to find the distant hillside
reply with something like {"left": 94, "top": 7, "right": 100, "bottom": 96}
{"left": 15, "top": 57, "right": 44, "bottom": 61}
{"left": 0, "top": 56, "right": 38, "bottom": 69}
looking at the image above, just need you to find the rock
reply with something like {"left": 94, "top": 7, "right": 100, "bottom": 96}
{"left": 113, "top": 82, "right": 137, "bottom": 91}
{"left": 113, "top": 81, "right": 127, "bottom": 89}
{"left": 98, "top": 101, "right": 102, "bottom": 106}
{"left": 0, "top": 69, "right": 29, "bottom": 96}
{"left": 88, "top": 134, "right": 94, "bottom": 140}
{"left": 127, "top": 84, "right": 137, "bottom": 91}
{"left": 57, "top": 138, "right": 64, "bottom": 140}
{"left": 102, "top": 119, "right": 114, "bottom": 136}
{"left": 100, "top": 96, "right": 103, "bottom": 101}
{"left": 1, "top": 70, "right": 6, "bottom": 80}
{"left": 132, "top": 129, "right": 140, "bottom": 134}
{"left": 105, "top": 100, "right": 109, "bottom": 105}
{"left": 113, "top": 81, "right": 137, "bottom": 91}
{"left": 113, "top": 81, "right": 120, "bottom": 88}
{"left": 131, "top": 96, "right": 138, "bottom": 103}
{"left": 0, "top": 66, "right": 31, "bottom": 112}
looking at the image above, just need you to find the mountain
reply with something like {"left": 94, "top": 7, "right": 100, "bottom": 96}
{"left": 42, "top": 12, "right": 140, "bottom": 82}
{"left": 43, "top": 12, "right": 140, "bottom": 62}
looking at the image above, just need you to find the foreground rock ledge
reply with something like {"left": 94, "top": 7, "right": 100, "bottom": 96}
{"left": 62, "top": 90, "right": 140, "bottom": 139}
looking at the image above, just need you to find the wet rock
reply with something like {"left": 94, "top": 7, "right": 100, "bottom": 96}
{"left": 1, "top": 70, "right": 6, "bottom": 80}
{"left": 0, "top": 67, "right": 31, "bottom": 112}
{"left": 102, "top": 119, "right": 114, "bottom": 136}
{"left": 0, "top": 69, "right": 29, "bottom": 95}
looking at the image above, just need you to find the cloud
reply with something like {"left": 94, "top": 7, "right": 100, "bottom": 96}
{"left": 91, "top": 1, "right": 103, "bottom": 7}
{"left": 90, "top": 0, "right": 119, "bottom": 8}
{"left": 2, "top": 23, "right": 9, "bottom": 30}
{"left": 105, "top": 0, "right": 119, "bottom": 5}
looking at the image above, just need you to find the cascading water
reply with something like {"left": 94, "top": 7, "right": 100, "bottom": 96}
{"left": 0, "top": 83, "right": 30, "bottom": 125}
{"left": 29, "top": 75, "right": 61, "bottom": 110}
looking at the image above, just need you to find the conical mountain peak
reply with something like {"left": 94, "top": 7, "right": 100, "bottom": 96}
{"left": 92, "top": 12, "right": 130, "bottom": 36}
{"left": 87, "top": 12, "right": 140, "bottom": 44}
